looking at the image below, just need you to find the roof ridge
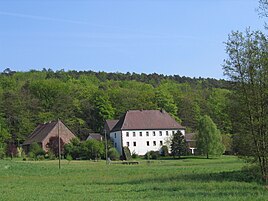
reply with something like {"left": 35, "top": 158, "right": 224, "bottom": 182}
{"left": 28, "top": 124, "right": 46, "bottom": 139}
{"left": 27, "top": 121, "right": 57, "bottom": 140}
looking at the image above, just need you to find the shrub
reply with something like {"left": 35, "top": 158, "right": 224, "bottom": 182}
{"left": 144, "top": 151, "right": 159, "bottom": 160}
{"left": 36, "top": 155, "right": 45, "bottom": 161}
{"left": 0, "top": 143, "right": 6, "bottom": 159}
{"left": 46, "top": 150, "right": 56, "bottom": 160}
{"left": 150, "top": 151, "right": 159, "bottom": 160}
{"left": 28, "top": 142, "right": 45, "bottom": 160}
{"left": 108, "top": 148, "right": 120, "bottom": 161}
{"left": 132, "top": 151, "right": 138, "bottom": 159}
{"left": 66, "top": 154, "right": 72, "bottom": 163}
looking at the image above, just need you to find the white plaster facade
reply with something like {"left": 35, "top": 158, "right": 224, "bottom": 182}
{"left": 110, "top": 129, "right": 185, "bottom": 155}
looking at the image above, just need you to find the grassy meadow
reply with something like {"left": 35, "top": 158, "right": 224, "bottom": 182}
{"left": 0, "top": 156, "right": 267, "bottom": 201}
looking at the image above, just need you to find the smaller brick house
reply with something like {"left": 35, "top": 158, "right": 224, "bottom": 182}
{"left": 23, "top": 120, "right": 76, "bottom": 153}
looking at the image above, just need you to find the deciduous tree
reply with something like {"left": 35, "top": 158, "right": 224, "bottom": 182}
{"left": 196, "top": 115, "right": 225, "bottom": 159}
{"left": 224, "top": 29, "right": 268, "bottom": 182}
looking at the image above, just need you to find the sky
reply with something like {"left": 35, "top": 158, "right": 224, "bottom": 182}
{"left": 0, "top": 0, "right": 266, "bottom": 79}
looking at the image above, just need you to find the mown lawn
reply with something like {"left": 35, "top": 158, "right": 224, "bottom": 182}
{"left": 0, "top": 156, "right": 267, "bottom": 201}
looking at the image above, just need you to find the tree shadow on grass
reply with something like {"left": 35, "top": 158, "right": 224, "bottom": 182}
{"left": 94, "top": 169, "right": 265, "bottom": 199}
{"left": 98, "top": 168, "right": 260, "bottom": 186}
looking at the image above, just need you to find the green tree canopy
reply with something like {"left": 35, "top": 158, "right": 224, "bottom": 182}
{"left": 196, "top": 115, "right": 225, "bottom": 159}
{"left": 224, "top": 29, "right": 268, "bottom": 182}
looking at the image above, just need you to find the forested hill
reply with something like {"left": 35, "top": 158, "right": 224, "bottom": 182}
{"left": 0, "top": 69, "right": 233, "bottom": 143}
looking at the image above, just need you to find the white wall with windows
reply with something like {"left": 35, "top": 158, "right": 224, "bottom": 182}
{"left": 110, "top": 129, "right": 185, "bottom": 156}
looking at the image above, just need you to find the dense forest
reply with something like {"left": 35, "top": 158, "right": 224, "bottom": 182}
{"left": 0, "top": 68, "right": 233, "bottom": 148}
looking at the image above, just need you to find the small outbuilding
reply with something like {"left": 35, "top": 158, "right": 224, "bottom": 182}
{"left": 86, "top": 133, "right": 103, "bottom": 141}
{"left": 185, "top": 133, "right": 197, "bottom": 154}
{"left": 23, "top": 120, "right": 76, "bottom": 153}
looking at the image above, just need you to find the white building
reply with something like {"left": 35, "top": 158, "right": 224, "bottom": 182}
{"left": 107, "top": 110, "right": 185, "bottom": 156}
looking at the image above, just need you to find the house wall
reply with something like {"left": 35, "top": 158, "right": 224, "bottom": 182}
{"left": 109, "top": 131, "right": 123, "bottom": 155}
{"left": 110, "top": 129, "right": 185, "bottom": 156}
{"left": 42, "top": 121, "right": 76, "bottom": 152}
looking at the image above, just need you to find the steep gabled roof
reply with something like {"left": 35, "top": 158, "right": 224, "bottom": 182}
{"left": 86, "top": 133, "right": 103, "bottom": 141}
{"left": 111, "top": 110, "right": 184, "bottom": 132}
{"left": 105, "top": 120, "right": 119, "bottom": 132}
{"left": 23, "top": 121, "right": 58, "bottom": 145}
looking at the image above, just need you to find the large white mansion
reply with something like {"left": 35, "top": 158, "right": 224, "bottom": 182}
{"left": 105, "top": 110, "right": 186, "bottom": 155}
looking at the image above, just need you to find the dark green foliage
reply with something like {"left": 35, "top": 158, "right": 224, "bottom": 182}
{"left": 64, "top": 138, "right": 81, "bottom": 159}
{"left": 0, "top": 143, "right": 6, "bottom": 159}
{"left": 131, "top": 152, "right": 138, "bottom": 159}
{"left": 160, "top": 145, "right": 169, "bottom": 157}
{"left": 64, "top": 138, "right": 104, "bottom": 160}
{"left": 108, "top": 147, "right": 120, "bottom": 161}
{"left": 0, "top": 117, "right": 11, "bottom": 144}
{"left": 171, "top": 131, "right": 187, "bottom": 158}
{"left": 144, "top": 151, "right": 159, "bottom": 160}
{"left": 91, "top": 92, "right": 115, "bottom": 132}
{"left": 28, "top": 142, "right": 45, "bottom": 159}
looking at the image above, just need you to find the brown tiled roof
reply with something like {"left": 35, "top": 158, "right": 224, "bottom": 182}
{"left": 87, "top": 133, "right": 103, "bottom": 141}
{"left": 23, "top": 121, "right": 58, "bottom": 145}
{"left": 105, "top": 120, "right": 119, "bottom": 131}
{"left": 111, "top": 110, "right": 184, "bottom": 132}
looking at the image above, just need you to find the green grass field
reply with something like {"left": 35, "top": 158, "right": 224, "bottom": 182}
{"left": 0, "top": 156, "right": 267, "bottom": 201}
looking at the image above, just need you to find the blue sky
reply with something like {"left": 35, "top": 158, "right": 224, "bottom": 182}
{"left": 0, "top": 0, "right": 265, "bottom": 79}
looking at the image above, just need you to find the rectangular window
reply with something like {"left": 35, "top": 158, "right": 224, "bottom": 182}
{"left": 153, "top": 141, "right": 156, "bottom": 146}
{"left": 133, "top": 132, "right": 136, "bottom": 137}
{"left": 115, "top": 142, "right": 117, "bottom": 148}
{"left": 153, "top": 131, "right": 156, "bottom": 136}
{"left": 160, "top": 141, "right": 163, "bottom": 146}
{"left": 159, "top": 131, "right": 162, "bottom": 136}
{"left": 114, "top": 133, "right": 117, "bottom": 138}
{"left": 172, "top": 131, "right": 175, "bottom": 135}
{"left": 126, "top": 142, "right": 129, "bottom": 147}
{"left": 139, "top": 132, "right": 142, "bottom": 137}
{"left": 166, "top": 131, "right": 169, "bottom": 136}
{"left": 146, "top": 131, "right": 149, "bottom": 136}
{"left": 133, "top": 142, "right": 136, "bottom": 146}
{"left": 147, "top": 141, "right": 150, "bottom": 146}
{"left": 126, "top": 132, "right": 129, "bottom": 137}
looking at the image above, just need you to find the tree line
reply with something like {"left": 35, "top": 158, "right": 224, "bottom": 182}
{"left": 0, "top": 69, "right": 232, "bottom": 143}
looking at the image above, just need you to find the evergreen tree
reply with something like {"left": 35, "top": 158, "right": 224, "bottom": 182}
{"left": 171, "top": 131, "right": 187, "bottom": 158}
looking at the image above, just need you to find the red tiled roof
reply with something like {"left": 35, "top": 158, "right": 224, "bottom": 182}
{"left": 111, "top": 110, "right": 184, "bottom": 132}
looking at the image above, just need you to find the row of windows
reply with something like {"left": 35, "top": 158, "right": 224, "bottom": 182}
{"left": 125, "top": 131, "right": 175, "bottom": 137}
{"left": 126, "top": 140, "right": 163, "bottom": 147}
